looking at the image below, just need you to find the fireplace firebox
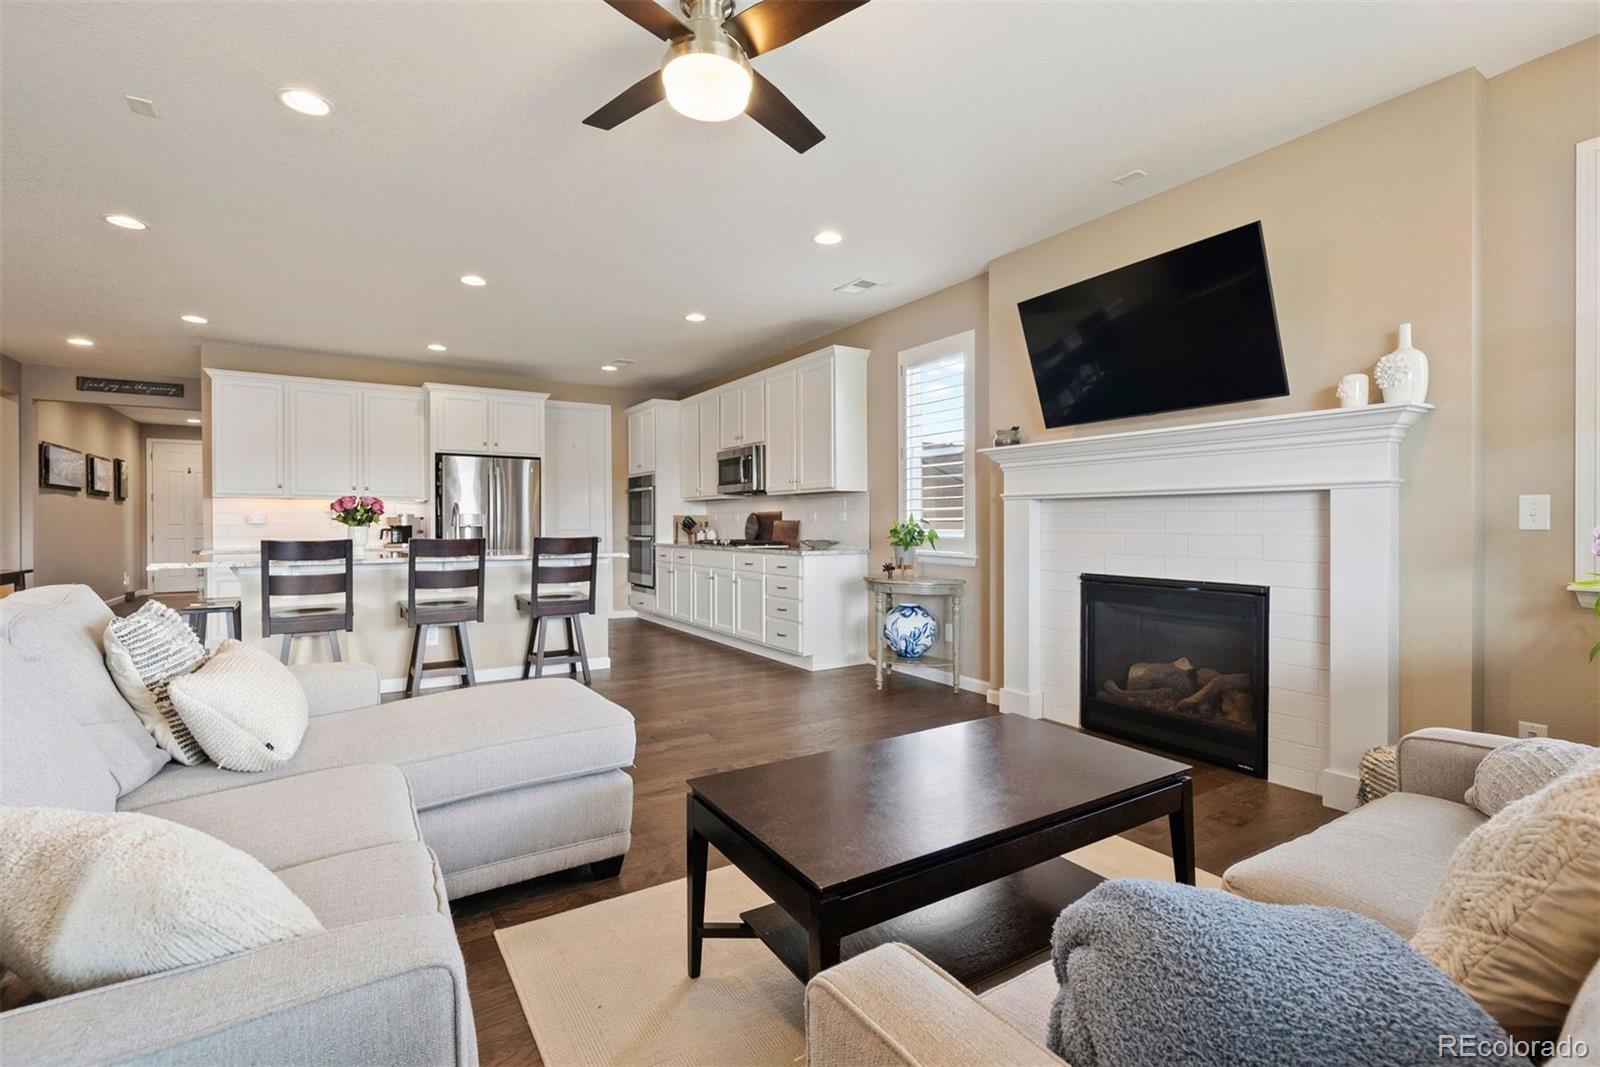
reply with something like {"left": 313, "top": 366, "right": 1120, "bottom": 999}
{"left": 1080, "top": 574, "right": 1268, "bottom": 776}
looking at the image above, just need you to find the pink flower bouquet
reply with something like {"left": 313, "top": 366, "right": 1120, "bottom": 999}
{"left": 330, "top": 494, "right": 384, "bottom": 528}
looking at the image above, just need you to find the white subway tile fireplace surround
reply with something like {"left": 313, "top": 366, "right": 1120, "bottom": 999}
{"left": 984, "top": 403, "right": 1431, "bottom": 811}
{"left": 1038, "top": 491, "right": 1330, "bottom": 793}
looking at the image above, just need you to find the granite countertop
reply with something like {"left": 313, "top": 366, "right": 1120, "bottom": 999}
{"left": 664, "top": 543, "right": 868, "bottom": 557}
{"left": 148, "top": 549, "right": 623, "bottom": 572}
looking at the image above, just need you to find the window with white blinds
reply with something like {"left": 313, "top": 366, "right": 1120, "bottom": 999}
{"left": 900, "top": 331, "right": 975, "bottom": 553}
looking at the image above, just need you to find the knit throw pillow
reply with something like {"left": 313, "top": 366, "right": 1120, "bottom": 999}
{"left": 167, "top": 640, "right": 308, "bottom": 772}
{"left": 102, "top": 601, "right": 209, "bottom": 765}
{"left": 1413, "top": 753, "right": 1600, "bottom": 1041}
{"left": 0, "top": 806, "right": 321, "bottom": 997}
{"left": 1465, "top": 736, "right": 1595, "bottom": 817}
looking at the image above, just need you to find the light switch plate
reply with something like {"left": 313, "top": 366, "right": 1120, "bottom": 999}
{"left": 1518, "top": 721, "right": 1549, "bottom": 738}
{"left": 1517, "top": 494, "right": 1550, "bottom": 530}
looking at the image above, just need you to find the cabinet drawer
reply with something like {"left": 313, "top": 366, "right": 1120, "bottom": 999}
{"left": 764, "top": 555, "right": 803, "bottom": 576}
{"left": 734, "top": 553, "right": 766, "bottom": 572}
{"left": 655, "top": 546, "right": 673, "bottom": 562}
{"left": 763, "top": 574, "right": 802, "bottom": 599}
{"left": 672, "top": 548, "right": 694, "bottom": 563}
{"left": 764, "top": 595, "right": 802, "bottom": 623}
{"left": 693, "top": 550, "right": 733, "bottom": 568}
{"left": 628, "top": 589, "right": 655, "bottom": 612}
{"left": 765, "top": 620, "right": 803, "bottom": 654}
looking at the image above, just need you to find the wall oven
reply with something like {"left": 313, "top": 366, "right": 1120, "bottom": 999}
{"left": 716, "top": 443, "right": 766, "bottom": 495}
{"left": 627, "top": 474, "right": 655, "bottom": 589}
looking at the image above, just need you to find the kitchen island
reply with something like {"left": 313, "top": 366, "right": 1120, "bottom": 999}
{"left": 149, "top": 551, "right": 615, "bottom": 693}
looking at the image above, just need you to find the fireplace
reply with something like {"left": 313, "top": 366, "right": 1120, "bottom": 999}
{"left": 1080, "top": 574, "right": 1268, "bottom": 776}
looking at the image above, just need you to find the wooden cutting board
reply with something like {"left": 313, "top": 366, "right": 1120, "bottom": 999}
{"left": 773, "top": 519, "right": 801, "bottom": 547}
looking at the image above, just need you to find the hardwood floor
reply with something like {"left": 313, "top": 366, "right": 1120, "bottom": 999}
{"left": 452, "top": 618, "right": 1339, "bottom": 1067}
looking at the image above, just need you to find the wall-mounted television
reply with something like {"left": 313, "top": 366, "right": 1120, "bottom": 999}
{"left": 1017, "top": 222, "right": 1289, "bottom": 429}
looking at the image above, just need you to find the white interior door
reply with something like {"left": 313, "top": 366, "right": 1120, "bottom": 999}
{"left": 148, "top": 439, "right": 204, "bottom": 594}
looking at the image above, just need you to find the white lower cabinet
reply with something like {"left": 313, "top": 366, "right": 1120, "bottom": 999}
{"left": 637, "top": 548, "right": 867, "bottom": 670}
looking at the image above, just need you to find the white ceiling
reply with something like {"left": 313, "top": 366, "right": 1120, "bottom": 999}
{"left": 111, "top": 405, "right": 201, "bottom": 426}
{"left": 2, "top": 2, "right": 1593, "bottom": 390}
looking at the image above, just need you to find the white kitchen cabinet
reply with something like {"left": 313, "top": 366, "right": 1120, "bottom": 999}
{"left": 287, "top": 381, "right": 360, "bottom": 497}
{"left": 431, "top": 391, "right": 492, "bottom": 452}
{"left": 210, "top": 373, "right": 286, "bottom": 496}
{"left": 734, "top": 570, "right": 765, "bottom": 642}
{"left": 673, "top": 559, "right": 695, "bottom": 621}
{"left": 718, "top": 388, "right": 741, "bottom": 450}
{"left": 691, "top": 566, "right": 714, "bottom": 627}
{"left": 491, "top": 395, "right": 543, "bottom": 454}
{"left": 698, "top": 398, "right": 719, "bottom": 498}
{"left": 739, "top": 377, "right": 766, "bottom": 444}
{"left": 426, "top": 385, "right": 547, "bottom": 457}
{"left": 655, "top": 550, "right": 675, "bottom": 616}
{"left": 796, "top": 358, "right": 836, "bottom": 492}
{"left": 627, "top": 406, "right": 657, "bottom": 475}
{"left": 359, "top": 388, "right": 428, "bottom": 499}
{"left": 764, "top": 368, "right": 798, "bottom": 493}
{"left": 678, "top": 397, "right": 704, "bottom": 498}
{"left": 712, "top": 566, "right": 736, "bottom": 635}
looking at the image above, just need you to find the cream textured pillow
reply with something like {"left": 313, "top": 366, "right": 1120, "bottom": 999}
{"left": 1413, "top": 753, "right": 1600, "bottom": 1041}
{"left": 1464, "top": 736, "right": 1595, "bottom": 817}
{"left": 0, "top": 806, "right": 321, "bottom": 997}
{"left": 102, "top": 601, "right": 210, "bottom": 765}
{"left": 167, "top": 640, "right": 309, "bottom": 772}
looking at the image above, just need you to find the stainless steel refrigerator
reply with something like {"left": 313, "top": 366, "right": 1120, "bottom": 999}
{"left": 434, "top": 453, "right": 541, "bottom": 554}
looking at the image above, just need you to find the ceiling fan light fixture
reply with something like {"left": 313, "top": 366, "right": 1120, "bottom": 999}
{"left": 661, "top": 36, "right": 751, "bottom": 123}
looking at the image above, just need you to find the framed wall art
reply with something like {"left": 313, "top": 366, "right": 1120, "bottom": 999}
{"left": 39, "top": 442, "right": 84, "bottom": 491}
{"left": 114, "top": 457, "right": 130, "bottom": 502}
{"left": 87, "top": 454, "right": 113, "bottom": 497}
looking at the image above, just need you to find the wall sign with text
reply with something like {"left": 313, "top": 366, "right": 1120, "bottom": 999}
{"left": 75, "top": 376, "right": 185, "bottom": 398}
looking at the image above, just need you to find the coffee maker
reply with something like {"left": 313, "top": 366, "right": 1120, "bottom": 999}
{"left": 382, "top": 513, "right": 421, "bottom": 545}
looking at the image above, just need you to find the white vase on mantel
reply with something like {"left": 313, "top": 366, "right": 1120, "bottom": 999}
{"left": 1375, "top": 322, "right": 1429, "bottom": 405}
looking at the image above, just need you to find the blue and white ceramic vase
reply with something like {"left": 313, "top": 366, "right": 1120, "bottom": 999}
{"left": 883, "top": 603, "right": 938, "bottom": 659}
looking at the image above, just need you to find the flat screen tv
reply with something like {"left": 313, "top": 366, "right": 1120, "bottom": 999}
{"left": 1017, "top": 222, "right": 1289, "bottom": 429}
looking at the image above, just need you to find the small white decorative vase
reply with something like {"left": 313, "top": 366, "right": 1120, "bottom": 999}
{"left": 348, "top": 526, "right": 369, "bottom": 556}
{"left": 1374, "top": 322, "right": 1429, "bottom": 405}
{"left": 1336, "top": 373, "right": 1370, "bottom": 408}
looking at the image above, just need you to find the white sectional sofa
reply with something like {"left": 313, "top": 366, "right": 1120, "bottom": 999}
{"left": 0, "top": 584, "right": 637, "bottom": 1065}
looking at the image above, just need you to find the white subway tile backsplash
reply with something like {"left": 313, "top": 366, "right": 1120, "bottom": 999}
{"left": 1186, "top": 534, "right": 1263, "bottom": 559}
{"left": 1102, "top": 554, "right": 1166, "bottom": 578}
{"left": 1236, "top": 559, "right": 1330, "bottom": 590}
{"left": 1236, "top": 510, "right": 1329, "bottom": 537}
{"left": 1273, "top": 587, "right": 1330, "bottom": 617}
{"left": 703, "top": 492, "right": 868, "bottom": 548}
{"left": 1261, "top": 535, "right": 1328, "bottom": 562}
{"left": 1164, "top": 556, "right": 1237, "bottom": 582}
{"left": 1102, "top": 511, "right": 1169, "bottom": 533}
{"left": 1125, "top": 532, "right": 1190, "bottom": 556}
{"left": 1270, "top": 612, "right": 1330, "bottom": 643}
{"left": 1270, "top": 637, "right": 1331, "bottom": 671}
{"left": 1164, "top": 510, "right": 1235, "bottom": 534}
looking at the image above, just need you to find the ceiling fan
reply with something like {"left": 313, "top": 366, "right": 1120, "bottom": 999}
{"left": 583, "top": 0, "right": 868, "bottom": 154}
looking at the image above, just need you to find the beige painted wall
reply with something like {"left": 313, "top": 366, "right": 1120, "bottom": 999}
{"left": 32, "top": 400, "right": 145, "bottom": 599}
{"left": 1, "top": 355, "right": 20, "bottom": 572}
{"left": 1481, "top": 38, "right": 1600, "bottom": 743}
{"left": 198, "top": 344, "right": 656, "bottom": 608}
{"left": 685, "top": 276, "right": 993, "bottom": 686}
{"left": 986, "top": 72, "right": 1488, "bottom": 735}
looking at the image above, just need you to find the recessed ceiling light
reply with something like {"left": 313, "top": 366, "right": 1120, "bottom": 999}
{"left": 104, "top": 214, "right": 146, "bottom": 230}
{"left": 427, "top": 343, "right": 448, "bottom": 352}
{"left": 600, "top": 363, "right": 619, "bottom": 372}
{"left": 685, "top": 312, "right": 706, "bottom": 323}
{"left": 67, "top": 337, "right": 94, "bottom": 347}
{"left": 180, "top": 314, "right": 208, "bottom": 324}
{"left": 185, "top": 417, "right": 201, "bottom": 424}
{"left": 812, "top": 229, "right": 843, "bottom": 246}
{"left": 459, "top": 274, "right": 487, "bottom": 287}
{"left": 278, "top": 88, "right": 331, "bottom": 117}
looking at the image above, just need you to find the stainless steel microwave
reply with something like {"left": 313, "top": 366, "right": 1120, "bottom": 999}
{"left": 716, "top": 443, "right": 766, "bottom": 495}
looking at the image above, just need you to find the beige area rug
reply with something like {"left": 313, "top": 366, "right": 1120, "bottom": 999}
{"left": 495, "top": 837, "right": 1220, "bottom": 1067}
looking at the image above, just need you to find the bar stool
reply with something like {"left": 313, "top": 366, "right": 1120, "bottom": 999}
{"left": 516, "top": 536, "right": 599, "bottom": 685}
{"left": 178, "top": 597, "right": 242, "bottom": 644}
{"left": 399, "top": 538, "right": 486, "bottom": 698}
{"left": 261, "top": 540, "right": 354, "bottom": 663}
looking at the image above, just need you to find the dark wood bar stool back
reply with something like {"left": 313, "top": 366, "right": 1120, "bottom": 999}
{"left": 260, "top": 540, "right": 354, "bottom": 663}
{"left": 399, "top": 537, "right": 487, "bottom": 698}
{"left": 516, "top": 536, "right": 599, "bottom": 685}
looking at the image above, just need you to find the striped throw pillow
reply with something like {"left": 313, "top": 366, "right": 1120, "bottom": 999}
{"left": 103, "top": 602, "right": 209, "bottom": 765}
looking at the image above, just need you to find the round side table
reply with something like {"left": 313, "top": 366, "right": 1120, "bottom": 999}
{"left": 863, "top": 576, "right": 965, "bottom": 692}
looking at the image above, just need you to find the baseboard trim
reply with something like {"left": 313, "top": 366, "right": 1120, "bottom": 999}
{"left": 378, "top": 659, "right": 612, "bottom": 694}
{"left": 1319, "top": 769, "right": 1359, "bottom": 812}
{"left": 890, "top": 661, "right": 991, "bottom": 696}
{"left": 998, "top": 686, "right": 1043, "bottom": 719}
{"left": 609, "top": 609, "right": 639, "bottom": 620}
{"left": 986, "top": 688, "right": 1000, "bottom": 706}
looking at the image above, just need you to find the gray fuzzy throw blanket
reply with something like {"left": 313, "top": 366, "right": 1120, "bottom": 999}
{"left": 1049, "top": 880, "right": 1523, "bottom": 1067}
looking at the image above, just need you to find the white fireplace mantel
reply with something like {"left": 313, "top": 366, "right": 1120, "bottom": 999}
{"left": 982, "top": 403, "right": 1432, "bottom": 810}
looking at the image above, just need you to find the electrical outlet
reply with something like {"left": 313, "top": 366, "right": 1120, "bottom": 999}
{"left": 1517, "top": 494, "right": 1551, "bottom": 531}
{"left": 1518, "top": 721, "right": 1549, "bottom": 738}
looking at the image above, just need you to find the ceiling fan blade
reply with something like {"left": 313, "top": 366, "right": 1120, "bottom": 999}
{"left": 602, "top": 0, "right": 688, "bottom": 41}
{"left": 746, "top": 70, "right": 823, "bottom": 154}
{"left": 583, "top": 70, "right": 666, "bottom": 130}
{"left": 724, "top": 0, "right": 867, "bottom": 58}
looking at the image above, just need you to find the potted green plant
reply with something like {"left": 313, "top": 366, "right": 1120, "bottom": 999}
{"left": 888, "top": 516, "right": 939, "bottom": 571}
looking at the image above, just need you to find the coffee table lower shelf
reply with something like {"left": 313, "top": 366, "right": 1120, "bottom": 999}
{"left": 738, "top": 857, "right": 1104, "bottom": 988}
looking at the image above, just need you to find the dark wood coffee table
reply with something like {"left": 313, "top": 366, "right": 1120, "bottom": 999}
{"left": 686, "top": 715, "right": 1193, "bottom": 986}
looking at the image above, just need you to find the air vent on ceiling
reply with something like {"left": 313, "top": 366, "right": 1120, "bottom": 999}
{"left": 125, "top": 95, "right": 157, "bottom": 118}
{"left": 1112, "top": 168, "right": 1147, "bottom": 186}
{"left": 834, "top": 278, "right": 882, "bottom": 295}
